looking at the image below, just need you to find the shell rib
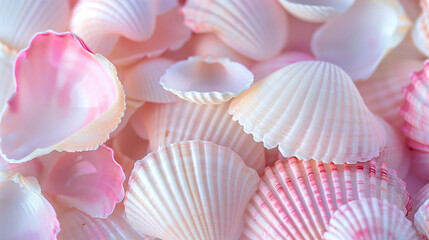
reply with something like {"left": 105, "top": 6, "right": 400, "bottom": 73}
{"left": 229, "top": 61, "right": 386, "bottom": 164}
{"left": 241, "top": 158, "right": 411, "bottom": 240}
{"left": 182, "top": 0, "right": 288, "bottom": 61}
{"left": 0, "top": 31, "right": 125, "bottom": 163}
{"left": 124, "top": 140, "right": 259, "bottom": 240}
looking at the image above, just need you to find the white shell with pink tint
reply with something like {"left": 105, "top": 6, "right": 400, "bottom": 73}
{"left": 311, "top": 0, "right": 411, "bottom": 80}
{"left": 324, "top": 198, "right": 417, "bottom": 240}
{"left": 160, "top": 56, "right": 254, "bottom": 104}
{"left": 0, "top": 172, "right": 60, "bottom": 240}
{"left": 124, "top": 140, "right": 259, "bottom": 240}
{"left": 241, "top": 158, "right": 411, "bottom": 240}
{"left": 39, "top": 145, "right": 125, "bottom": 218}
{"left": 229, "top": 61, "right": 386, "bottom": 164}
{"left": 133, "top": 101, "right": 266, "bottom": 174}
{"left": 414, "top": 198, "right": 429, "bottom": 239}
{"left": 0, "top": 31, "right": 125, "bottom": 163}
{"left": 182, "top": 0, "right": 288, "bottom": 61}
{"left": 0, "top": 41, "right": 16, "bottom": 117}
{"left": 0, "top": 0, "right": 70, "bottom": 50}
{"left": 278, "top": 0, "right": 355, "bottom": 23}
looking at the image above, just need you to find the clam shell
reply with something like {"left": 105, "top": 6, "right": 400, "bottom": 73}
{"left": 182, "top": 0, "right": 288, "bottom": 61}
{"left": 0, "top": 41, "right": 17, "bottom": 117}
{"left": 0, "top": 32, "right": 125, "bottom": 163}
{"left": 324, "top": 198, "right": 417, "bottom": 240}
{"left": 160, "top": 56, "right": 254, "bottom": 104}
{"left": 229, "top": 61, "right": 386, "bottom": 164}
{"left": 124, "top": 140, "right": 259, "bottom": 240}
{"left": 133, "top": 101, "right": 266, "bottom": 174}
{"left": 241, "top": 158, "right": 411, "bottom": 240}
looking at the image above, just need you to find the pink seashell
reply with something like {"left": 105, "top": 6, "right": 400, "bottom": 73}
{"left": 182, "top": 0, "right": 288, "bottom": 61}
{"left": 324, "top": 198, "right": 417, "bottom": 240}
{"left": 0, "top": 31, "right": 125, "bottom": 163}
{"left": 0, "top": 41, "right": 17, "bottom": 117}
{"left": 124, "top": 140, "right": 259, "bottom": 240}
{"left": 241, "top": 158, "right": 411, "bottom": 240}
{"left": 411, "top": 184, "right": 429, "bottom": 221}
{"left": 311, "top": 0, "right": 411, "bottom": 80}
{"left": 229, "top": 61, "right": 386, "bottom": 164}
{"left": 0, "top": 156, "right": 42, "bottom": 178}
{"left": 160, "top": 56, "right": 254, "bottom": 104}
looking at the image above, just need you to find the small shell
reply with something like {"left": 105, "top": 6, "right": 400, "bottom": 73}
{"left": 182, "top": 0, "right": 288, "bottom": 61}
{"left": 160, "top": 56, "right": 254, "bottom": 104}
{"left": 124, "top": 140, "right": 259, "bottom": 240}
{"left": 324, "top": 198, "right": 417, "bottom": 240}
{"left": 229, "top": 61, "right": 386, "bottom": 164}
{"left": 241, "top": 158, "right": 411, "bottom": 240}
{"left": 278, "top": 0, "right": 355, "bottom": 23}
{"left": 311, "top": 0, "right": 411, "bottom": 80}
{"left": 0, "top": 41, "right": 17, "bottom": 117}
{"left": 132, "top": 101, "right": 266, "bottom": 174}
{"left": 0, "top": 32, "right": 125, "bottom": 163}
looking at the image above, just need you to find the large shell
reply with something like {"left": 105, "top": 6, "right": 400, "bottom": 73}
{"left": 229, "top": 61, "right": 386, "bottom": 164}
{"left": 160, "top": 56, "right": 254, "bottom": 104}
{"left": 124, "top": 140, "right": 259, "bottom": 240}
{"left": 182, "top": 0, "right": 288, "bottom": 61}
{"left": 132, "top": 101, "right": 266, "bottom": 174}
{"left": 241, "top": 158, "right": 411, "bottom": 240}
{"left": 324, "top": 198, "right": 417, "bottom": 240}
{"left": 0, "top": 41, "right": 17, "bottom": 117}
{"left": 0, "top": 32, "right": 125, "bottom": 163}
{"left": 311, "top": 0, "right": 411, "bottom": 80}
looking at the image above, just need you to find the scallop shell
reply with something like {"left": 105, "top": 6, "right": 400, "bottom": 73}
{"left": 229, "top": 61, "right": 386, "bottom": 164}
{"left": 0, "top": 31, "right": 125, "bottom": 163}
{"left": 132, "top": 101, "right": 266, "bottom": 174}
{"left": 160, "top": 56, "right": 254, "bottom": 104}
{"left": 124, "top": 140, "right": 259, "bottom": 240}
{"left": 311, "top": 0, "right": 411, "bottom": 80}
{"left": 182, "top": 0, "right": 288, "bottom": 61}
{"left": 278, "top": 0, "right": 355, "bottom": 23}
{"left": 241, "top": 158, "right": 411, "bottom": 240}
{"left": 324, "top": 198, "right": 417, "bottom": 240}
{"left": 0, "top": 41, "right": 17, "bottom": 117}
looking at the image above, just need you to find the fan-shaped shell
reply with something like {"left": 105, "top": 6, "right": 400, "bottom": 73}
{"left": 229, "top": 61, "right": 386, "bottom": 164}
{"left": 124, "top": 140, "right": 259, "bottom": 240}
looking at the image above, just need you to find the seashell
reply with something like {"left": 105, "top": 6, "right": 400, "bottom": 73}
{"left": 124, "top": 140, "right": 259, "bottom": 240}
{"left": 0, "top": 0, "right": 70, "bottom": 50}
{"left": 70, "top": 0, "right": 157, "bottom": 55}
{"left": 324, "top": 198, "right": 417, "bottom": 240}
{"left": 39, "top": 145, "right": 125, "bottom": 218}
{"left": 0, "top": 156, "right": 42, "bottom": 178}
{"left": 108, "top": 7, "right": 192, "bottom": 65}
{"left": 414, "top": 198, "right": 429, "bottom": 239}
{"left": 411, "top": 183, "right": 429, "bottom": 218}
{"left": 311, "top": 0, "right": 411, "bottom": 80}
{"left": 0, "top": 171, "right": 60, "bottom": 239}
{"left": 123, "top": 58, "right": 180, "bottom": 103}
{"left": 278, "top": 0, "right": 355, "bottom": 23}
{"left": 132, "top": 101, "right": 266, "bottom": 174}
{"left": 160, "top": 56, "right": 254, "bottom": 104}
{"left": 182, "top": 0, "right": 288, "bottom": 61}
{"left": 110, "top": 98, "right": 144, "bottom": 138}
{"left": 241, "top": 158, "right": 411, "bottom": 240}
{"left": 0, "top": 41, "right": 17, "bottom": 117}
{"left": 250, "top": 51, "right": 314, "bottom": 82}
{"left": 412, "top": 0, "right": 429, "bottom": 57}
{"left": 129, "top": 105, "right": 149, "bottom": 140}
{"left": 0, "top": 31, "right": 125, "bottom": 163}
{"left": 229, "top": 61, "right": 386, "bottom": 164}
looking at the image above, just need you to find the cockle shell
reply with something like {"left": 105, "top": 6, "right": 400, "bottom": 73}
{"left": 311, "top": 0, "right": 411, "bottom": 80}
{"left": 124, "top": 140, "right": 259, "bottom": 240}
{"left": 229, "top": 61, "right": 386, "bottom": 164}
{"left": 182, "top": 0, "right": 288, "bottom": 61}
{"left": 241, "top": 158, "right": 411, "bottom": 240}
{"left": 0, "top": 32, "right": 125, "bottom": 163}
{"left": 0, "top": 41, "right": 16, "bottom": 117}
{"left": 278, "top": 0, "right": 355, "bottom": 23}
{"left": 160, "top": 56, "right": 254, "bottom": 104}
{"left": 324, "top": 198, "right": 417, "bottom": 240}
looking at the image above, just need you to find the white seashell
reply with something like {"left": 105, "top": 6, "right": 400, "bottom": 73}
{"left": 324, "top": 198, "right": 417, "bottom": 240}
{"left": 132, "top": 101, "right": 266, "bottom": 174}
{"left": 160, "top": 56, "right": 254, "bottom": 104}
{"left": 182, "top": 0, "right": 288, "bottom": 61}
{"left": 124, "top": 140, "right": 259, "bottom": 240}
{"left": 229, "top": 61, "right": 386, "bottom": 164}
{"left": 278, "top": 0, "right": 355, "bottom": 23}
{"left": 311, "top": 0, "right": 411, "bottom": 80}
{"left": 0, "top": 32, "right": 125, "bottom": 163}
{"left": 0, "top": 41, "right": 17, "bottom": 117}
